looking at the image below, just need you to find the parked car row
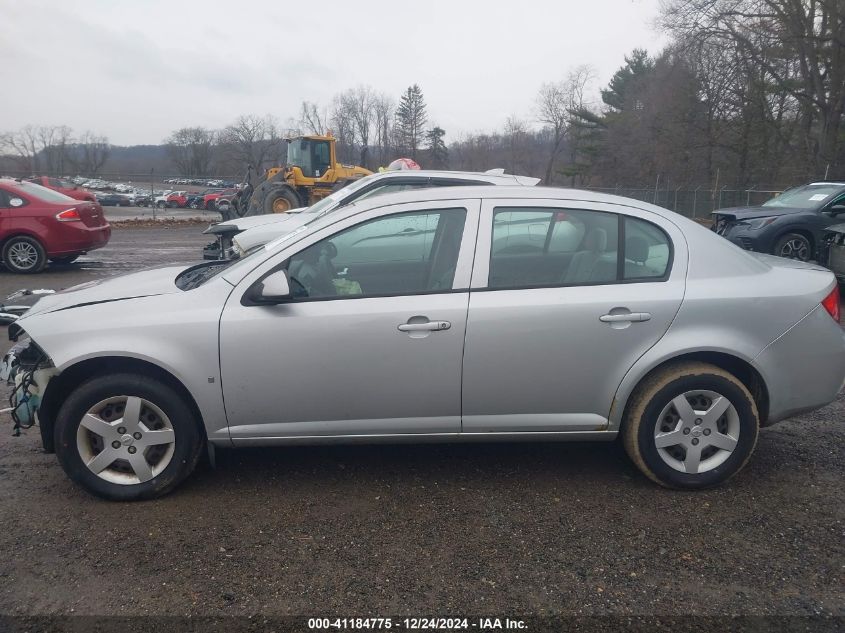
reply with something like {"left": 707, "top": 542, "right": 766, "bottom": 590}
{"left": 144, "top": 188, "right": 238, "bottom": 210}
{"left": 164, "top": 177, "right": 235, "bottom": 187}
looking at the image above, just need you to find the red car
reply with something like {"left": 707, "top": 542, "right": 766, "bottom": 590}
{"left": 203, "top": 188, "right": 236, "bottom": 209}
{"left": 0, "top": 179, "right": 111, "bottom": 273}
{"left": 166, "top": 191, "right": 189, "bottom": 208}
{"left": 26, "top": 176, "right": 96, "bottom": 202}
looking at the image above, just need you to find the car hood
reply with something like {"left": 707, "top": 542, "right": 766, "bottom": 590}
{"left": 19, "top": 265, "right": 186, "bottom": 318}
{"left": 233, "top": 215, "right": 314, "bottom": 253}
{"left": 204, "top": 210, "right": 307, "bottom": 234}
{"left": 713, "top": 205, "right": 804, "bottom": 220}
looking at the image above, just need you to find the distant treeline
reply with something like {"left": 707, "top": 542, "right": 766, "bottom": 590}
{"left": 3, "top": 1, "right": 843, "bottom": 190}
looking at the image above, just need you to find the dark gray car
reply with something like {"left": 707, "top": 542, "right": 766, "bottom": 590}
{"left": 712, "top": 182, "right": 845, "bottom": 260}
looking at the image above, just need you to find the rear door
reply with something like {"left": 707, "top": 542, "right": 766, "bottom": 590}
{"left": 461, "top": 198, "right": 687, "bottom": 433}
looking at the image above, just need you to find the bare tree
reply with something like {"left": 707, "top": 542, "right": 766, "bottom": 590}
{"left": 299, "top": 101, "right": 328, "bottom": 135}
{"left": 330, "top": 96, "right": 356, "bottom": 164}
{"left": 38, "top": 125, "right": 74, "bottom": 175}
{"left": 165, "top": 127, "right": 216, "bottom": 176}
{"left": 373, "top": 94, "right": 395, "bottom": 167}
{"left": 0, "top": 125, "right": 41, "bottom": 173}
{"left": 536, "top": 65, "right": 595, "bottom": 184}
{"left": 345, "top": 86, "right": 376, "bottom": 168}
{"left": 504, "top": 116, "right": 528, "bottom": 175}
{"left": 220, "top": 114, "right": 284, "bottom": 173}
{"left": 662, "top": 0, "right": 845, "bottom": 173}
{"left": 67, "top": 131, "right": 111, "bottom": 176}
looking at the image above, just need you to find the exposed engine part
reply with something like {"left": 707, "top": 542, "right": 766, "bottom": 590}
{"left": 1, "top": 338, "right": 56, "bottom": 436}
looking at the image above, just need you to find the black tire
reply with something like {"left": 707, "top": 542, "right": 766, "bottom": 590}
{"left": 622, "top": 361, "right": 759, "bottom": 489}
{"left": 156, "top": 201, "right": 166, "bottom": 209}
{"left": 49, "top": 254, "right": 80, "bottom": 265}
{"left": 2, "top": 235, "right": 47, "bottom": 274}
{"left": 263, "top": 187, "right": 300, "bottom": 214}
{"left": 773, "top": 232, "right": 812, "bottom": 261}
{"left": 54, "top": 373, "right": 204, "bottom": 501}
{"left": 189, "top": 200, "right": 200, "bottom": 209}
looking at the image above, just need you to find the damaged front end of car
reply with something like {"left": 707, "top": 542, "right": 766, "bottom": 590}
{"left": 1, "top": 323, "right": 57, "bottom": 439}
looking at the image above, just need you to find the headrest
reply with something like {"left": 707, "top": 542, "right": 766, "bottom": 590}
{"left": 585, "top": 227, "right": 608, "bottom": 252}
{"left": 626, "top": 235, "right": 649, "bottom": 263}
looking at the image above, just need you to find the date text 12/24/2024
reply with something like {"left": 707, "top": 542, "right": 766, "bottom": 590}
{"left": 308, "top": 618, "right": 527, "bottom": 630}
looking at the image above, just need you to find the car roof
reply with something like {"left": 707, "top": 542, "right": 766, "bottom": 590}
{"left": 363, "top": 169, "right": 540, "bottom": 186}
{"left": 336, "top": 185, "right": 675, "bottom": 222}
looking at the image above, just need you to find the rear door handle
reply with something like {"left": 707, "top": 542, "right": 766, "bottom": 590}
{"left": 599, "top": 312, "right": 651, "bottom": 323}
{"left": 398, "top": 320, "right": 451, "bottom": 332}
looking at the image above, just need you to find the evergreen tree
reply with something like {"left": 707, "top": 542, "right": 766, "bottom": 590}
{"left": 425, "top": 126, "right": 448, "bottom": 168}
{"left": 601, "top": 49, "right": 654, "bottom": 111}
{"left": 395, "top": 84, "right": 428, "bottom": 159}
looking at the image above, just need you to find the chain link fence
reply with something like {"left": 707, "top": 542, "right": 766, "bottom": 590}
{"left": 580, "top": 186, "right": 784, "bottom": 219}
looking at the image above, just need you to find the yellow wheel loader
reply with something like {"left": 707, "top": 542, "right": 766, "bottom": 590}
{"left": 240, "top": 135, "right": 372, "bottom": 217}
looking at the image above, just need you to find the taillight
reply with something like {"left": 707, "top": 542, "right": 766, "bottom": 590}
{"left": 56, "top": 208, "right": 81, "bottom": 221}
{"left": 821, "top": 285, "right": 841, "bottom": 322}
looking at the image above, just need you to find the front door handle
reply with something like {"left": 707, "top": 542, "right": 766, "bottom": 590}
{"left": 398, "top": 320, "right": 451, "bottom": 332}
{"left": 599, "top": 312, "right": 651, "bottom": 323}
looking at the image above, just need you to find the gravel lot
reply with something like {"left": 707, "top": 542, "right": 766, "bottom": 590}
{"left": 0, "top": 224, "right": 842, "bottom": 621}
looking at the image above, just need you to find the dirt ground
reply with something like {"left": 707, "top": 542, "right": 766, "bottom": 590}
{"left": 0, "top": 225, "right": 842, "bottom": 621}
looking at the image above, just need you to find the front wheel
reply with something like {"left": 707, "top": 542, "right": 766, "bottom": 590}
{"left": 3, "top": 236, "right": 47, "bottom": 273}
{"left": 55, "top": 373, "right": 204, "bottom": 500}
{"left": 774, "top": 232, "right": 812, "bottom": 261}
{"left": 622, "top": 362, "right": 759, "bottom": 489}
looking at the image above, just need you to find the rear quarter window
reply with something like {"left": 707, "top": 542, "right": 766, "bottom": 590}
{"left": 623, "top": 216, "right": 671, "bottom": 279}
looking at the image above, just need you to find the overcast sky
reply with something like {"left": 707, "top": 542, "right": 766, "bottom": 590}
{"left": 0, "top": 0, "right": 665, "bottom": 146}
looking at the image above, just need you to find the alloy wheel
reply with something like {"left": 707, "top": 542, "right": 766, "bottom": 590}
{"left": 76, "top": 396, "right": 176, "bottom": 485}
{"left": 8, "top": 241, "right": 39, "bottom": 270}
{"left": 653, "top": 390, "right": 740, "bottom": 474}
{"left": 778, "top": 237, "right": 810, "bottom": 260}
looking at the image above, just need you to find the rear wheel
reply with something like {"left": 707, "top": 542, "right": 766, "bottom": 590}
{"left": 3, "top": 236, "right": 47, "bottom": 273}
{"left": 264, "top": 187, "right": 300, "bottom": 214}
{"left": 55, "top": 373, "right": 203, "bottom": 500}
{"left": 622, "top": 362, "right": 759, "bottom": 489}
{"left": 774, "top": 232, "right": 812, "bottom": 261}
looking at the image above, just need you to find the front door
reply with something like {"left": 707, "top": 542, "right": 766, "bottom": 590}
{"left": 461, "top": 199, "right": 687, "bottom": 433}
{"left": 219, "top": 200, "right": 480, "bottom": 441}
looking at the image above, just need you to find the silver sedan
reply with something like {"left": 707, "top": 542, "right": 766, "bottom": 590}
{"left": 6, "top": 186, "right": 845, "bottom": 500}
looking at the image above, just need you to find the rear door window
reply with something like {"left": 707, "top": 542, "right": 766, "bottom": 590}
{"left": 488, "top": 207, "right": 672, "bottom": 288}
{"left": 490, "top": 208, "right": 618, "bottom": 288}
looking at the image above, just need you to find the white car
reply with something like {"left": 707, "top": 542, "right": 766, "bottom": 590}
{"left": 203, "top": 169, "right": 540, "bottom": 259}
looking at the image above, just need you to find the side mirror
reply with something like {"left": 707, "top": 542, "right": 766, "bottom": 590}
{"left": 829, "top": 204, "right": 845, "bottom": 215}
{"left": 250, "top": 270, "right": 291, "bottom": 305}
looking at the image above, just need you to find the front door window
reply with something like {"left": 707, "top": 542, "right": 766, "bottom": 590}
{"left": 287, "top": 209, "right": 467, "bottom": 299}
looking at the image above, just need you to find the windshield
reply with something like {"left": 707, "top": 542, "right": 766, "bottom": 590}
{"left": 763, "top": 184, "right": 843, "bottom": 209}
{"left": 303, "top": 173, "right": 380, "bottom": 216}
{"left": 17, "top": 181, "right": 76, "bottom": 203}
